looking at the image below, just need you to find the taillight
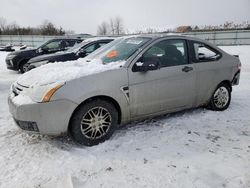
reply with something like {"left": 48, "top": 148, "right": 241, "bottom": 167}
{"left": 238, "top": 63, "right": 241, "bottom": 70}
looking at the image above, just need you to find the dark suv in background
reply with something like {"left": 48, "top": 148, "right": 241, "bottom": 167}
{"left": 26, "top": 37, "right": 114, "bottom": 72}
{"left": 5, "top": 38, "right": 82, "bottom": 73}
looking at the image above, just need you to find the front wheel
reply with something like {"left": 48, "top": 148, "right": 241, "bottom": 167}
{"left": 70, "top": 100, "right": 118, "bottom": 146}
{"left": 22, "top": 63, "right": 30, "bottom": 73}
{"left": 19, "top": 60, "right": 28, "bottom": 73}
{"left": 208, "top": 83, "right": 231, "bottom": 111}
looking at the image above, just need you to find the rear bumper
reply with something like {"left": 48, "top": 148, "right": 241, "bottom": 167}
{"left": 232, "top": 70, "right": 241, "bottom": 86}
{"left": 8, "top": 96, "right": 78, "bottom": 135}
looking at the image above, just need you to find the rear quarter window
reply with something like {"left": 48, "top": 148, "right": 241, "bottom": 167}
{"left": 190, "top": 41, "right": 222, "bottom": 63}
{"left": 67, "top": 40, "right": 79, "bottom": 47}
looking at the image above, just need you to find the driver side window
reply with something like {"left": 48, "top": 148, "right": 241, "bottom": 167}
{"left": 43, "top": 40, "right": 62, "bottom": 52}
{"left": 84, "top": 44, "right": 96, "bottom": 54}
{"left": 140, "top": 39, "right": 188, "bottom": 68}
{"left": 80, "top": 42, "right": 109, "bottom": 56}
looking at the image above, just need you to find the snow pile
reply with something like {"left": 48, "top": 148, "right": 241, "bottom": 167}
{"left": 12, "top": 94, "right": 34, "bottom": 105}
{"left": 17, "top": 58, "right": 125, "bottom": 87}
{"left": 0, "top": 52, "right": 20, "bottom": 83}
{"left": 0, "top": 52, "right": 9, "bottom": 71}
{"left": 0, "top": 46, "right": 250, "bottom": 188}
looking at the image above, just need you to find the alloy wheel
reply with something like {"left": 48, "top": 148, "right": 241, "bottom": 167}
{"left": 80, "top": 107, "right": 112, "bottom": 139}
{"left": 213, "top": 86, "right": 229, "bottom": 109}
{"left": 23, "top": 64, "right": 30, "bottom": 72}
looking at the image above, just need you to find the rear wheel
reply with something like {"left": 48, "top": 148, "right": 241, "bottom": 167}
{"left": 70, "top": 100, "right": 118, "bottom": 146}
{"left": 208, "top": 83, "right": 231, "bottom": 111}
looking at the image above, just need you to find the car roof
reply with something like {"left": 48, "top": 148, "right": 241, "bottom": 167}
{"left": 125, "top": 33, "right": 219, "bottom": 49}
{"left": 49, "top": 37, "right": 83, "bottom": 41}
{"left": 83, "top": 37, "right": 116, "bottom": 42}
{"left": 129, "top": 33, "right": 198, "bottom": 40}
{"left": 72, "top": 37, "right": 115, "bottom": 48}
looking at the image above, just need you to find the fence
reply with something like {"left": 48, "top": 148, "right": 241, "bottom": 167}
{"left": 0, "top": 34, "right": 90, "bottom": 47}
{"left": 0, "top": 30, "right": 250, "bottom": 47}
{"left": 184, "top": 30, "right": 250, "bottom": 46}
{"left": 0, "top": 35, "right": 58, "bottom": 47}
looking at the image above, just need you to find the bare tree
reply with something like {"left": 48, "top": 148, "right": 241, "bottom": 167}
{"left": 0, "top": 17, "right": 69, "bottom": 35}
{"left": 0, "top": 17, "right": 7, "bottom": 32}
{"left": 97, "top": 17, "right": 125, "bottom": 36}
{"left": 65, "top": 30, "right": 75, "bottom": 35}
{"left": 6, "top": 21, "right": 19, "bottom": 35}
{"left": 97, "top": 21, "right": 109, "bottom": 35}
{"left": 109, "top": 18, "right": 115, "bottom": 35}
{"left": 40, "top": 20, "right": 65, "bottom": 35}
{"left": 146, "top": 28, "right": 154, "bottom": 34}
{"left": 113, "top": 17, "right": 124, "bottom": 35}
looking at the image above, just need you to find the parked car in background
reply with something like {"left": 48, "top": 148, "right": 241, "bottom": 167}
{"left": 26, "top": 37, "right": 114, "bottom": 72}
{"left": 8, "top": 35, "right": 241, "bottom": 146}
{"left": 0, "top": 44, "right": 15, "bottom": 52}
{"left": 5, "top": 38, "right": 82, "bottom": 73}
{"left": 19, "top": 44, "right": 27, "bottom": 50}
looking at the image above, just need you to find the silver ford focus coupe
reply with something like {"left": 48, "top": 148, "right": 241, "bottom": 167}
{"left": 8, "top": 35, "right": 241, "bottom": 146}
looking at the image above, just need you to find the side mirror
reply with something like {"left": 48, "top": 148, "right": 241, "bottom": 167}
{"left": 38, "top": 47, "right": 49, "bottom": 54}
{"left": 198, "top": 53, "right": 206, "bottom": 60}
{"left": 37, "top": 48, "right": 43, "bottom": 53}
{"left": 78, "top": 51, "right": 87, "bottom": 58}
{"left": 133, "top": 58, "right": 160, "bottom": 72}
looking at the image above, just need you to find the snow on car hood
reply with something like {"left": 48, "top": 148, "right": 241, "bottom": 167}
{"left": 16, "top": 58, "right": 125, "bottom": 87}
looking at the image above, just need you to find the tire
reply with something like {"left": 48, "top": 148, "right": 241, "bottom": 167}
{"left": 208, "top": 83, "right": 231, "bottom": 111}
{"left": 19, "top": 60, "right": 28, "bottom": 73}
{"left": 69, "top": 99, "right": 118, "bottom": 146}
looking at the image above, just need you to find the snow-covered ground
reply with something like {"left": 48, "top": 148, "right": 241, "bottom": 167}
{"left": 0, "top": 46, "right": 249, "bottom": 188}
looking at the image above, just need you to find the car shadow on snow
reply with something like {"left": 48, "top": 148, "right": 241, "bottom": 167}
{"left": 23, "top": 107, "right": 208, "bottom": 150}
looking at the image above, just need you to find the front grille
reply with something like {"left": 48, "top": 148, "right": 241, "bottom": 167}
{"left": 12, "top": 83, "right": 27, "bottom": 96}
{"left": 6, "top": 60, "right": 11, "bottom": 65}
{"left": 14, "top": 119, "right": 39, "bottom": 132}
{"left": 12, "top": 85, "right": 22, "bottom": 96}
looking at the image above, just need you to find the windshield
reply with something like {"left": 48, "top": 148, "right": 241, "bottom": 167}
{"left": 36, "top": 40, "right": 51, "bottom": 49}
{"left": 66, "top": 41, "right": 89, "bottom": 53}
{"left": 86, "top": 37, "right": 151, "bottom": 64}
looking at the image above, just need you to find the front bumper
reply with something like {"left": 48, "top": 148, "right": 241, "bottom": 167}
{"left": 8, "top": 96, "right": 78, "bottom": 135}
{"left": 5, "top": 58, "right": 19, "bottom": 70}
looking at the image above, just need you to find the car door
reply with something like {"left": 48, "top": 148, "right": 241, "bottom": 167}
{"left": 188, "top": 41, "right": 222, "bottom": 106}
{"left": 128, "top": 39, "right": 196, "bottom": 119}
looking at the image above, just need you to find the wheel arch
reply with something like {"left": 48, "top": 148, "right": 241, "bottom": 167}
{"left": 207, "top": 79, "right": 232, "bottom": 111}
{"left": 206, "top": 79, "right": 232, "bottom": 107}
{"left": 68, "top": 95, "right": 122, "bottom": 131}
{"left": 18, "top": 58, "right": 29, "bottom": 69}
{"left": 219, "top": 80, "right": 232, "bottom": 92}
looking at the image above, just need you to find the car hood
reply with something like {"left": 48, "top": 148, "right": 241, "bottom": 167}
{"left": 28, "top": 52, "right": 71, "bottom": 64}
{"left": 16, "top": 58, "right": 126, "bottom": 87}
{"left": 8, "top": 48, "right": 36, "bottom": 56}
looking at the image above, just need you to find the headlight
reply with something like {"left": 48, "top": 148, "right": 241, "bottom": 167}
{"left": 42, "top": 84, "right": 64, "bottom": 102}
{"left": 27, "top": 82, "right": 65, "bottom": 103}
{"left": 7, "top": 54, "right": 16, "bottom": 59}
{"left": 9, "top": 60, "right": 14, "bottom": 66}
{"left": 31, "top": 60, "right": 49, "bottom": 68}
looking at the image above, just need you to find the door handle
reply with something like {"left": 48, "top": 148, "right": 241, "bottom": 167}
{"left": 182, "top": 66, "right": 193, "bottom": 72}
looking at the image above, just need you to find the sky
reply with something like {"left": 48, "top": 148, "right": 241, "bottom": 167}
{"left": 0, "top": 0, "right": 250, "bottom": 34}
